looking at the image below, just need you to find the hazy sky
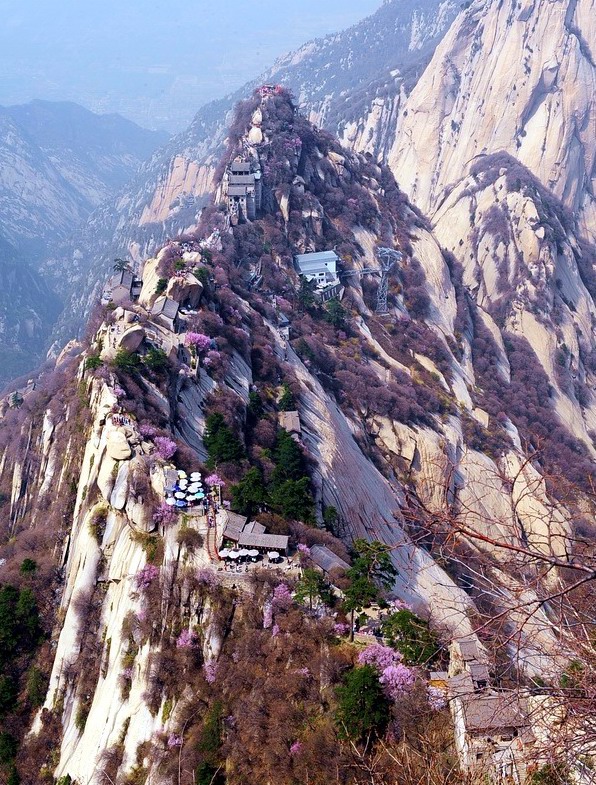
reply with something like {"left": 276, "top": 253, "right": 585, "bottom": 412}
{"left": 0, "top": 0, "right": 382, "bottom": 131}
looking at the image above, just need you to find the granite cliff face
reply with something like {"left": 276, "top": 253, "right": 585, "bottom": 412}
{"left": 1, "top": 92, "right": 593, "bottom": 781}
{"left": 386, "top": 0, "right": 596, "bottom": 240}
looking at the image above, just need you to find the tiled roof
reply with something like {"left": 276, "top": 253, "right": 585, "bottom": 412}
{"left": 310, "top": 545, "right": 350, "bottom": 573}
{"left": 230, "top": 161, "right": 251, "bottom": 173}
{"left": 462, "top": 693, "right": 530, "bottom": 733}
{"left": 458, "top": 639, "right": 482, "bottom": 661}
{"left": 229, "top": 174, "right": 256, "bottom": 185}
{"left": 237, "top": 532, "right": 289, "bottom": 551}
{"left": 223, "top": 512, "right": 248, "bottom": 540}
{"left": 243, "top": 521, "right": 266, "bottom": 535}
{"left": 279, "top": 410, "right": 301, "bottom": 433}
{"left": 151, "top": 296, "right": 179, "bottom": 319}
{"left": 110, "top": 270, "right": 134, "bottom": 289}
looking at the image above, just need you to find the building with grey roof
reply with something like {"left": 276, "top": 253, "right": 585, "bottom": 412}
{"left": 222, "top": 157, "right": 262, "bottom": 222}
{"left": 103, "top": 269, "right": 141, "bottom": 306}
{"left": 458, "top": 639, "right": 483, "bottom": 662}
{"left": 294, "top": 251, "right": 343, "bottom": 303}
{"left": 222, "top": 512, "right": 248, "bottom": 542}
{"left": 237, "top": 532, "right": 289, "bottom": 553}
{"left": 230, "top": 161, "right": 251, "bottom": 174}
{"left": 221, "top": 510, "right": 288, "bottom": 553}
{"left": 448, "top": 638, "right": 536, "bottom": 783}
{"left": 151, "top": 296, "right": 181, "bottom": 332}
{"left": 279, "top": 410, "right": 301, "bottom": 435}
{"left": 295, "top": 250, "right": 339, "bottom": 282}
{"left": 451, "top": 690, "right": 535, "bottom": 784}
{"left": 243, "top": 521, "right": 266, "bottom": 535}
{"left": 461, "top": 693, "right": 531, "bottom": 735}
{"left": 309, "top": 545, "right": 350, "bottom": 574}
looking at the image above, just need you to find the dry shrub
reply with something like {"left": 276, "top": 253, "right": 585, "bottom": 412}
{"left": 16, "top": 708, "right": 63, "bottom": 785}
{"left": 176, "top": 527, "right": 204, "bottom": 552}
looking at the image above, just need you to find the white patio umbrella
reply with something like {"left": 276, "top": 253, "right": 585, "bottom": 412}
{"left": 238, "top": 549, "right": 250, "bottom": 558}
{"left": 177, "top": 470, "right": 188, "bottom": 478}
{"left": 248, "top": 550, "right": 259, "bottom": 559}
{"left": 228, "top": 551, "right": 240, "bottom": 560}
{"left": 174, "top": 492, "right": 186, "bottom": 499}
{"left": 219, "top": 549, "right": 230, "bottom": 558}
{"left": 165, "top": 497, "right": 176, "bottom": 506}
{"left": 190, "top": 472, "right": 202, "bottom": 481}
{"left": 268, "top": 551, "right": 280, "bottom": 560}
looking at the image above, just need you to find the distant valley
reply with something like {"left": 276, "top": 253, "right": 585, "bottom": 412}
{"left": 0, "top": 100, "right": 167, "bottom": 383}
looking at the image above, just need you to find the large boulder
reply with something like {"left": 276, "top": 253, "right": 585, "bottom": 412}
{"left": 248, "top": 126, "right": 263, "bottom": 145}
{"left": 138, "top": 257, "right": 161, "bottom": 308}
{"left": 166, "top": 272, "right": 203, "bottom": 309}
{"left": 106, "top": 430, "right": 132, "bottom": 461}
{"left": 116, "top": 325, "right": 145, "bottom": 353}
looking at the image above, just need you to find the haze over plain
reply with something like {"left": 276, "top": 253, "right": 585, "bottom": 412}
{"left": 0, "top": 0, "right": 381, "bottom": 130}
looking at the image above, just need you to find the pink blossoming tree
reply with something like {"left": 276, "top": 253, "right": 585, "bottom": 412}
{"left": 185, "top": 332, "right": 212, "bottom": 354}
{"left": 167, "top": 733, "right": 182, "bottom": 748}
{"left": 358, "top": 643, "right": 416, "bottom": 701}
{"left": 272, "top": 583, "right": 293, "bottom": 611}
{"left": 135, "top": 564, "right": 160, "bottom": 590}
{"left": 154, "top": 501, "right": 178, "bottom": 527}
{"left": 379, "top": 663, "right": 416, "bottom": 700}
{"left": 203, "top": 661, "right": 218, "bottom": 684}
{"left": 154, "top": 436, "right": 177, "bottom": 461}
{"left": 205, "top": 473, "right": 225, "bottom": 488}
{"left": 176, "top": 629, "right": 198, "bottom": 649}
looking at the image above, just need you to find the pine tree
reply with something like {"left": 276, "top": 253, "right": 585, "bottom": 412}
{"left": 381, "top": 609, "right": 439, "bottom": 665}
{"left": 343, "top": 540, "right": 397, "bottom": 640}
{"left": 294, "top": 568, "right": 333, "bottom": 610}
{"left": 231, "top": 467, "right": 266, "bottom": 516}
{"left": 335, "top": 665, "right": 390, "bottom": 744}
{"left": 278, "top": 383, "right": 296, "bottom": 411}
{"left": 204, "top": 413, "right": 244, "bottom": 466}
{"left": 271, "top": 429, "right": 305, "bottom": 484}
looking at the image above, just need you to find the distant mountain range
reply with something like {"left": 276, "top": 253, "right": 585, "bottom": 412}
{"left": 0, "top": 100, "right": 168, "bottom": 260}
{"left": 0, "top": 100, "right": 167, "bottom": 383}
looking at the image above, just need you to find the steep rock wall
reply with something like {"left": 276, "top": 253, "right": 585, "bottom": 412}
{"left": 387, "top": 0, "right": 596, "bottom": 240}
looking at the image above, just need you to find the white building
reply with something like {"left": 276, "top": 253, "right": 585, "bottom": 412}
{"left": 295, "top": 250, "right": 339, "bottom": 283}
{"left": 295, "top": 250, "right": 343, "bottom": 303}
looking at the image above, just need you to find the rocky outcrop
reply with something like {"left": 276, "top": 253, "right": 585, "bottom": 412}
{"left": 165, "top": 271, "right": 203, "bottom": 308}
{"left": 431, "top": 155, "right": 596, "bottom": 453}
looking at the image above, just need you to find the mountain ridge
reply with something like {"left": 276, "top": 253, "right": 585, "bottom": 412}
{"left": 45, "top": 0, "right": 457, "bottom": 347}
{"left": 0, "top": 84, "right": 594, "bottom": 784}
